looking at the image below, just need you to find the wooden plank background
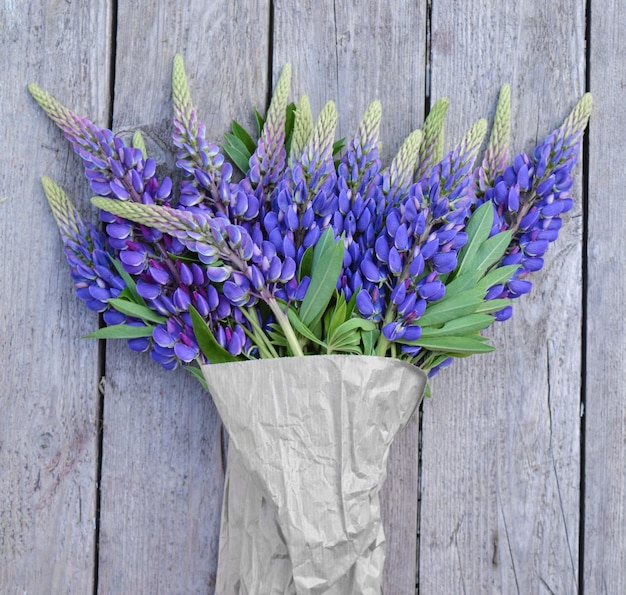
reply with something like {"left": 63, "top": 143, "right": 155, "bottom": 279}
{"left": 1, "top": 0, "right": 622, "bottom": 593}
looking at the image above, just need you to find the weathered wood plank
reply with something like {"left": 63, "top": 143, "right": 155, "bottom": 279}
{"left": 272, "top": 2, "right": 427, "bottom": 591}
{"left": 0, "top": 2, "right": 112, "bottom": 593}
{"left": 584, "top": 1, "right": 626, "bottom": 591}
{"left": 95, "top": 1, "right": 269, "bottom": 592}
{"left": 420, "top": 2, "right": 585, "bottom": 592}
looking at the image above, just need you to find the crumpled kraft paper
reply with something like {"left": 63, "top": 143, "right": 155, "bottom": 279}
{"left": 202, "top": 355, "right": 427, "bottom": 594}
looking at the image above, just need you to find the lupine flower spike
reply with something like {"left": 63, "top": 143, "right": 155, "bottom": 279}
{"left": 31, "top": 57, "right": 591, "bottom": 383}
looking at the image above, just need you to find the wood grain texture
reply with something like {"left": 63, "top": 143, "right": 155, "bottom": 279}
{"left": 95, "top": 1, "right": 269, "bottom": 592}
{"left": 584, "top": 0, "right": 626, "bottom": 591}
{"left": 420, "top": 1, "right": 585, "bottom": 593}
{"left": 0, "top": 2, "right": 112, "bottom": 593}
{"left": 272, "top": 2, "right": 427, "bottom": 591}
{"left": 8, "top": 2, "right": 625, "bottom": 593}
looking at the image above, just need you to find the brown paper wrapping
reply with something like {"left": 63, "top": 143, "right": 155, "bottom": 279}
{"left": 202, "top": 355, "right": 427, "bottom": 594}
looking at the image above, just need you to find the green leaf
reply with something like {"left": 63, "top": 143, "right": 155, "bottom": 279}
{"left": 284, "top": 102, "right": 297, "bottom": 156}
{"left": 186, "top": 365, "right": 208, "bottom": 390}
{"left": 298, "top": 245, "right": 314, "bottom": 281}
{"left": 224, "top": 131, "right": 252, "bottom": 156}
{"left": 345, "top": 290, "right": 357, "bottom": 318}
{"left": 472, "top": 230, "right": 514, "bottom": 274}
{"left": 418, "top": 291, "right": 485, "bottom": 327}
{"left": 330, "top": 345, "right": 363, "bottom": 355}
{"left": 442, "top": 270, "right": 482, "bottom": 299}
{"left": 310, "top": 317, "right": 324, "bottom": 341}
{"left": 474, "top": 264, "right": 519, "bottom": 293}
{"left": 107, "top": 298, "right": 167, "bottom": 324}
{"left": 361, "top": 329, "right": 379, "bottom": 356}
{"left": 429, "top": 353, "right": 455, "bottom": 368}
{"left": 299, "top": 228, "right": 345, "bottom": 326}
{"left": 473, "top": 298, "right": 511, "bottom": 315}
{"left": 83, "top": 324, "right": 154, "bottom": 340}
{"left": 253, "top": 108, "right": 265, "bottom": 137}
{"left": 267, "top": 329, "right": 289, "bottom": 347}
{"left": 223, "top": 140, "right": 252, "bottom": 174}
{"left": 330, "top": 334, "right": 362, "bottom": 348}
{"left": 327, "top": 293, "right": 348, "bottom": 338}
{"left": 330, "top": 317, "right": 377, "bottom": 343}
{"left": 419, "top": 313, "right": 494, "bottom": 338}
{"left": 332, "top": 138, "right": 346, "bottom": 156}
{"left": 189, "top": 306, "right": 240, "bottom": 363}
{"left": 455, "top": 201, "right": 494, "bottom": 277}
{"left": 287, "top": 308, "right": 328, "bottom": 349}
{"left": 231, "top": 120, "right": 257, "bottom": 154}
{"left": 326, "top": 318, "right": 377, "bottom": 354}
{"left": 109, "top": 257, "right": 147, "bottom": 307}
{"left": 406, "top": 335, "right": 496, "bottom": 354}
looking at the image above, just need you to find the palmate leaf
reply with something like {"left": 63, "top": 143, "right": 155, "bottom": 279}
{"left": 418, "top": 313, "right": 494, "bottom": 338}
{"left": 471, "top": 230, "right": 513, "bottom": 275}
{"left": 418, "top": 290, "right": 485, "bottom": 327}
{"left": 474, "top": 264, "right": 519, "bottom": 294}
{"left": 326, "top": 318, "right": 377, "bottom": 354}
{"left": 441, "top": 270, "right": 483, "bottom": 299}
{"left": 330, "top": 317, "right": 377, "bottom": 343}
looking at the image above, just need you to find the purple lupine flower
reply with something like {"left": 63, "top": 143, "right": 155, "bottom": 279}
{"left": 334, "top": 101, "right": 384, "bottom": 300}
{"left": 248, "top": 66, "right": 291, "bottom": 203}
{"left": 481, "top": 93, "right": 593, "bottom": 317}
{"left": 41, "top": 177, "right": 153, "bottom": 353}
{"left": 367, "top": 119, "right": 487, "bottom": 346}
{"left": 34, "top": 63, "right": 592, "bottom": 380}
{"left": 474, "top": 84, "right": 511, "bottom": 200}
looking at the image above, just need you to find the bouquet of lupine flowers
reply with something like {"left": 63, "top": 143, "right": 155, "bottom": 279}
{"left": 29, "top": 57, "right": 591, "bottom": 390}
{"left": 30, "top": 57, "right": 591, "bottom": 592}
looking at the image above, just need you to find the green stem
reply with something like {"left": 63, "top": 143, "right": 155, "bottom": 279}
{"left": 241, "top": 307, "right": 279, "bottom": 359}
{"left": 267, "top": 297, "right": 305, "bottom": 357}
{"left": 374, "top": 307, "right": 397, "bottom": 357}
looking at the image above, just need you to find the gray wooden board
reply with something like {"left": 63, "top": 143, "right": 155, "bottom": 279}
{"left": 95, "top": 1, "right": 270, "bottom": 592}
{"left": 0, "top": 1, "right": 112, "bottom": 593}
{"left": 585, "top": 0, "right": 626, "bottom": 591}
{"left": 420, "top": 1, "right": 585, "bottom": 593}
{"left": 272, "top": 1, "right": 427, "bottom": 591}
{"left": 9, "top": 1, "right": 626, "bottom": 593}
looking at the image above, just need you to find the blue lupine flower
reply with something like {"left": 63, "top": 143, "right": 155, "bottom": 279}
{"left": 32, "top": 65, "right": 591, "bottom": 380}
